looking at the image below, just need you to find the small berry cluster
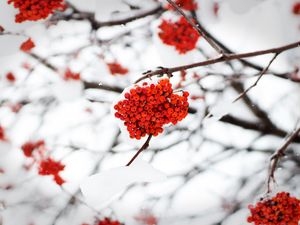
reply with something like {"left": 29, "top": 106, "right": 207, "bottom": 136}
{"left": 21, "top": 140, "right": 45, "bottom": 157}
{"left": 293, "top": 2, "right": 300, "bottom": 15}
{"left": 20, "top": 38, "right": 35, "bottom": 52}
{"left": 247, "top": 192, "right": 300, "bottom": 225}
{"left": 166, "top": 0, "right": 198, "bottom": 11}
{"left": 8, "top": 0, "right": 66, "bottom": 23}
{"left": 114, "top": 79, "right": 189, "bottom": 139}
{"left": 64, "top": 68, "right": 81, "bottom": 81}
{"left": 158, "top": 16, "right": 200, "bottom": 54}
{"left": 107, "top": 62, "right": 128, "bottom": 75}
{"left": 21, "top": 139, "right": 65, "bottom": 185}
{"left": 38, "top": 157, "right": 65, "bottom": 185}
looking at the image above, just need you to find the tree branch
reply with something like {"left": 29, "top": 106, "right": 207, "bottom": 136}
{"left": 267, "top": 126, "right": 300, "bottom": 193}
{"left": 126, "top": 135, "right": 152, "bottom": 166}
{"left": 135, "top": 40, "right": 300, "bottom": 83}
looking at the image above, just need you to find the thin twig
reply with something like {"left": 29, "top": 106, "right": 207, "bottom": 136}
{"left": 165, "top": 0, "right": 224, "bottom": 54}
{"left": 126, "top": 135, "right": 152, "bottom": 166}
{"left": 135, "top": 40, "right": 300, "bottom": 83}
{"left": 267, "top": 126, "right": 300, "bottom": 193}
{"left": 233, "top": 53, "right": 279, "bottom": 102}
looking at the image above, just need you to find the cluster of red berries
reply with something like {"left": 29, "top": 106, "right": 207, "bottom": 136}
{"left": 0, "top": 126, "right": 6, "bottom": 141}
{"left": 38, "top": 157, "right": 65, "bottom": 185}
{"left": 107, "top": 62, "right": 129, "bottom": 75}
{"left": 247, "top": 192, "right": 300, "bottom": 225}
{"left": 158, "top": 16, "right": 200, "bottom": 54}
{"left": 166, "top": 0, "right": 198, "bottom": 11}
{"left": 20, "top": 38, "right": 35, "bottom": 52}
{"left": 114, "top": 79, "right": 189, "bottom": 139}
{"left": 8, "top": 0, "right": 66, "bottom": 23}
{"left": 6, "top": 72, "right": 16, "bottom": 83}
{"left": 20, "top": 139, "right": 65, "bottom": 185}
{"left": 64, "top": 68, "right": 81, "bottom": 81}
{"left": 82, "top": 218, "right": 122, "bottom": 225}
{"left": 21, "top": 140, "right": 45, "bottom": 157}
{"left": 293, "top": 2, "right": 300, "bottom": 15}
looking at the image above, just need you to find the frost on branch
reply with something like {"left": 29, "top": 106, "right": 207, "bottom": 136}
{"left": 80, "top": 160, "right": 166, "bottom": 209}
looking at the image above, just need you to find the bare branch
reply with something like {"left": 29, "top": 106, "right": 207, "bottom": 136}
{"left": 233, "top": 53, "right": 279, "bottom": 102}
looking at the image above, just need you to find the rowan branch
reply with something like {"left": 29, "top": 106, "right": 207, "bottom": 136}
{"left": 135, "top": 40, "right": 300, "bottom": 83}
{"left": 233, "top": 53, "right": 279, "bottom": 102}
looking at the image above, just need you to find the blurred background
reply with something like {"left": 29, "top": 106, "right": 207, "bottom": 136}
{"left": 1, "top": 0, "right": 300, "bottom": 224}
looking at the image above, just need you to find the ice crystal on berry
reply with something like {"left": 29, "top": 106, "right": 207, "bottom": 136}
{"left": 8, "top": 0, "right": 66, "bottom": 23}
{"left": 38, "top": 157, "right": 65, "bottom": 185}
{"left": 166, "top": 0, "right": 198, "bottom": 11}
{"left": 247, "top": 192, "right": 300, "bottom": 225}
{"left": 114, "top": 79, "right": 189, "bottom": 139}
{"left": 158, "top": 16, "right": 200, "bottom": 54}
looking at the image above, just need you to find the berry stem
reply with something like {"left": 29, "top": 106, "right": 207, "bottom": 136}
{"left": 126, "top": 135, "right": 153, "bottom": 166}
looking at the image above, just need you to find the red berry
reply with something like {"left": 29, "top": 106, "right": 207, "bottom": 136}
{"left": 293, "top": 2, "right": 300, "bottom": 15}
{"left": 63, "top": 68, "right": 81, "bottom": 81}
{"left": 20, "top": 38, "right": 35, "bottom": 52}
{"left": 107, "top": 62, "right": 129, "bottom": 75}
{"left": 6, "top": 72, "right": 16, "bottom": 82}
{"left": 0, "top": 126, "right": 6, "bottom": 141}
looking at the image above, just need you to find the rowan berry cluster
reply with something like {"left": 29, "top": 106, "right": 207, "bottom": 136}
{"left": 293, "top": 2, "right": 300, "bottom": 15}
{"left": 247, "top": 192, "right": 300, "bottom": 225}
{"left": 20, "top": 38, "right": 35, "bottom": 52}
{"left": 21, "top": 140, "right": 45, "bottom": 157}
{"left": 114, "top": 79, "right": 189, "bottom": 139}
{"left": 158, "top": 16, "right": 200, "bottom": 54}
{"left": 38, "top": 157, "right": 65, "bottom": 185}
{"left": 8, "top": 0, "right": 66, "bottom": 23}
{"left": 64, "top": 68, "right": 81, "bottom": 81}
{"left": 107, "top": 62, "right": 129, "bottom": 75}
{"left": 166, "top": 0, "right": 198, "bottom": 11}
